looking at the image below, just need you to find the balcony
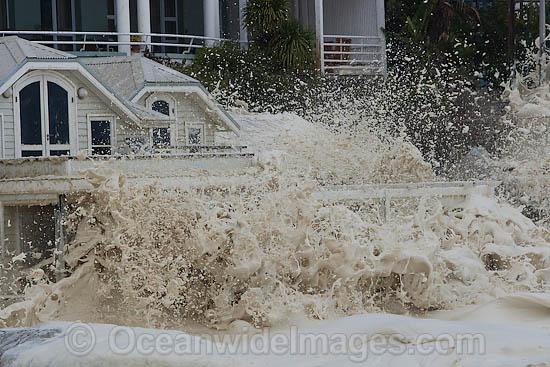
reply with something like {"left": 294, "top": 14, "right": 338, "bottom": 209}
{"left": 0, "top": 148, "right": 254, "bottom": 203}
{"left": 0, "top": 30, "right": 231, "bottom": 60}
{"left": 322, "top": 35, "right": 386, "bottom": 76}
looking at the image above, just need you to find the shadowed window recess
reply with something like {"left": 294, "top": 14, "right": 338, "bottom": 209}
{"left": 90, "top": 119, "right": 112, "bottom": 155}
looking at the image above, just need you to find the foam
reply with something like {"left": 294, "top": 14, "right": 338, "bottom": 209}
{"left": 1, "top": 114, "right": 549, "bottom": 332}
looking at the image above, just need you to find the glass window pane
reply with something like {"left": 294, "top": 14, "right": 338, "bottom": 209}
{"left": 92, "top": 147, "right": 112, "bottom": 155}
{"left": 13, "top": 0, "right": 41, "bottom": 31}
{"left": 47, "top": 81, "right": 69, "bottom": 145}
{"left": 50, "top": 150, "right": 70, "bottom": 156}
{"left": 1, "top": 0, "right": 7, "bottom": 30}
{"left": 20, "top": 81, "right": 42, "bottom": 146}
{"left": 56, "top": 0, "right": 72, "bottom": 30}
{"left": 91, "top": 120, "right": 111, "bottom": 145}
{"left": 152, "top": 100, "right": 170, "bottom": 116}
{"left": 152, "top": 127, "right": 170, "bottom": 148}
{"left": 187, "top": 126, "right": 202, "bottom": 145}
{"left": 22, "top": 150, "right": 43, "bottom": 157}
{"left": 107, "top": 0, "right": 114, "bottom": 15}
{"left": 165, "top": 0, "right": 176, "bottom": 17}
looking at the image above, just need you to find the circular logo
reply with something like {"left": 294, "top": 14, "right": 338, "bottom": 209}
{"left": 64, "top": 322, "right": 96, "bottom": 356}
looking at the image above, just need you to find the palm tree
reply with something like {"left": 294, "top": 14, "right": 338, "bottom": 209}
{"left": 269, "top": 20, "right": 315, "bottom": 69}
{"left": 243, "top": 0, "right": 291, "bottom": 43}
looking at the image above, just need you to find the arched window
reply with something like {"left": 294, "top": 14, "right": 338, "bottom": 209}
{"left": 152, "top": 100, "right": 170, "bottom": 116}
{"left": 15, "top": 72, "right": 76, "bottom": 158}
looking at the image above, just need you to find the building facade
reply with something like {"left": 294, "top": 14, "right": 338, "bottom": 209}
{"left": 0, "top": 0, "right": 386, "bottom": 75}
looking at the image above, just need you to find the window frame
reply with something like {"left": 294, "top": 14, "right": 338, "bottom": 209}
{"left": 145, "top": 93, "right": 177, "bottom": 147}
{"left": 13, "top": 71, "right": 77, "bottom": 158}
{"left": 87, "top": 114, "right": 116, "bottom": 156}
{"left": 185, "top": 123, "right": 205, "bottom": 146}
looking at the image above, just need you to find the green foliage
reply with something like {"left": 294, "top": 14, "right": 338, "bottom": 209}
{"left": 243, "top": 0, "right": 315, "bottom": 70}
{"left": 243, "top": 0, "right": 291, "bottom": 42}
{"left": 385, "top": 1, "right": 549, "bottom": 89}
{"left": 268, "top": 20, "right": 316, "bottom": 69}
{"left": 183, "top": 43, "right": 315, "bottom": 113}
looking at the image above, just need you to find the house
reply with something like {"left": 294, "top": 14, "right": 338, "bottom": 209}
{"left": 0, "top": 0, "right": 386, "bottom": 75}
{"left": 0, "top": 36, "right": 240, "bottom": 159}
{"left": 0, "top": 36, "right": 252, "bottom": 284}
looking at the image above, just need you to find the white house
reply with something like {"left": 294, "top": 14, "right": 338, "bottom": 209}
{"left": 0, "top": 36, "right": 252, "bottom": 283}
{"left": 0, "top": 0, "right": 386, "bottom": 75}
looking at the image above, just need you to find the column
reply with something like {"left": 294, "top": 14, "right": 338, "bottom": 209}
{"left": 239, "top": 0, "right": 248, "bottom": 48}
{"left": 137, "top": 0, "right": 151, "bottom": 50}
{"left": 315, "top": 0, "right": 324, "bottom": 74}
{"left": 116, "top": 0, "right": 131, "bottom": 55}
{"left": 204, "top": 0, "right": 220, "bottom": 46}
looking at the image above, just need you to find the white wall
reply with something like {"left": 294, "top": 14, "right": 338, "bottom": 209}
{"left": 323, "top": 0, "right": 379, "bottom": 37}
{"left": 0, "top": 91, "right": 15, "bottom": 158}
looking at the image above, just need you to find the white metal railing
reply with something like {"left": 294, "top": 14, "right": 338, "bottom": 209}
{"left": 0, "top": 30, "right": 232, "bottom": 56}
{"left": 322, "top": 35, "right": 386, "bottom": 75}
{"left": 313, "top": 181, "right": 501, "bottom": 221}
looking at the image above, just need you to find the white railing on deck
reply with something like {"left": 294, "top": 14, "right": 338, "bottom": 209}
{"left": 322, "top": 35, "right": 386, "bottom": 76}
{"left": 0, "top": 30, "right": 232, "bottom": 56}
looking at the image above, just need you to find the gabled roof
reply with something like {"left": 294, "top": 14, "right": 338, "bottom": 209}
{"left": 80, "top": 56, "right": 199, "bottom": 99}
{"left": 0, "top": 36, "right": 76, "bottom": 84}
{"left": 0, "top": 36, "right": 239, "bottom": 133}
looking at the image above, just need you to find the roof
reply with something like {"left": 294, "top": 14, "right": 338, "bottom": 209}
{"left": 0, "top": 36, "right": 76, "bottom": 83}
{"left": 80, "top": 55, "right": 199, "bottom": 99}
{"left": 0, "top": 36, "right": 238, "bottom": 131}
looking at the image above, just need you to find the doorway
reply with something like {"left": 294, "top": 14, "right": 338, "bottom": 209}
{"left": 15, "top": 72, "right": 76, "bottom": 158}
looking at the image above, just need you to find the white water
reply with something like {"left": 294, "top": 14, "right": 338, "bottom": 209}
{"left": 2, "top": 105, "right": 550, "bottom": 365}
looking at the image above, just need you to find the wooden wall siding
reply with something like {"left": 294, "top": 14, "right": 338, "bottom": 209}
{"left": 57, "top": 71, "right": 122, "bottom": 153}
{"left": 0, "top": 93, "right": 14, "bottom": 158}
{"left": 323, "top": 0, "right": 378, "bottom": 36}
{"left": 295, "top": 0, "right": 316, "bottom": 32}
{"left": 137, "top": 92, "right": 216, "bottom": 145}
{"left": 293, "top": 0, "right": 380, "bottom": 37}
{"left": 2, "top": 70, "right": 222, "bottom": 157}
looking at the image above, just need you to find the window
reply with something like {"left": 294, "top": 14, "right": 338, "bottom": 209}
{"left": 151, "top": 0, "right": 179, "bottom": 53}
{"left": 88, "top": 117, "right": 114, "bottom": 155}
{"left": 152, "top": 100, "right": 170, "bottom": 116}
{"left": 147, "top": 94, "right": 176, "bottom": 149}
{"left": 186, "top": 124, "right": 204, "bottom": 145}
{"left": 15, "top": 72, "right": 75, "bottom": 158}
{"left": 152, "top": 127, "right": 170, "bottom": 149}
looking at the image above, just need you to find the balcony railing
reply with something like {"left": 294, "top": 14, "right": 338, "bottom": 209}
{"left": 322, "top": 35, "right": 386, "bottom": 76}
{"left": 0, "top": 30, "right": 232, "bottom": 57}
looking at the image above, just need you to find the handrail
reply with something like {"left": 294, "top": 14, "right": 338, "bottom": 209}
{"left": 0, "top": 30, "right": 234, "bottom": 55}
{"left": 324, "top": 35, "right": 382, "bottom": 39}
{"left": 322, "top": 34, "right": 386, "bottom": 75}
{"left": 0, "top": 30, "right": 230, "bottom": 42}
